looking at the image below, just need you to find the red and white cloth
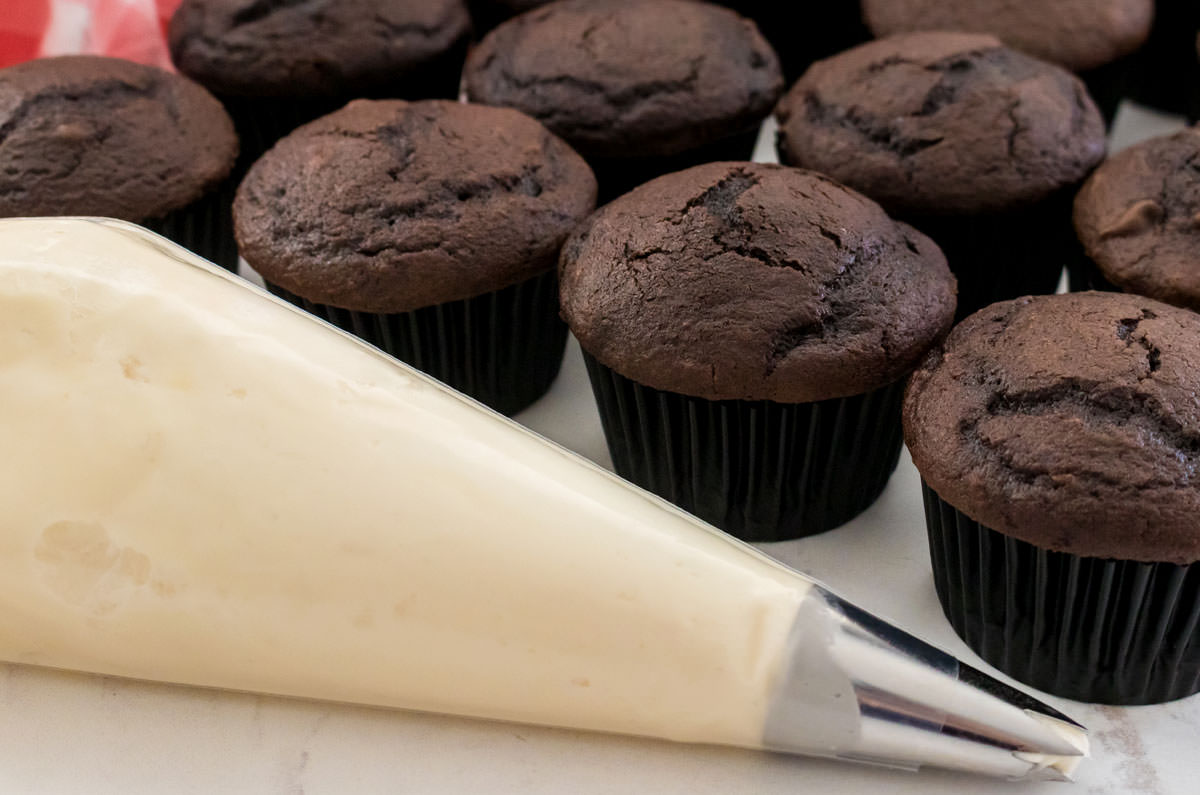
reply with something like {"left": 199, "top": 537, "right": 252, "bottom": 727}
{"left": 0, "top": 0, "right": 182, "bottom": 70}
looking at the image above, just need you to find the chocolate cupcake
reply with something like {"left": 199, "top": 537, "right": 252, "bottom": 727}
{"left": 234, "top": 99, "right": 596, "bottom": 415}
{"left": 905, "top": 292, "right": 1200, "bottom": 704}
{"left": 859, "top": 0, "right": 1154, "bottom": 121}
{"left": 463, "top": 0, "right": 783, "bottom": 202}
{"left": 0, "top": 55, "right": 238, "bottom": 269}
{"left": 1073, "top": 126, "right": 1200, "bottom": 306}
{"left": 776, "top": 33, "right": 1107, "bottom": 319}
{"left": 560, "top": 162, "right": 956, "bottom": 541}
{"left": 169, "top": 0, "right": 472, "bottom": 165}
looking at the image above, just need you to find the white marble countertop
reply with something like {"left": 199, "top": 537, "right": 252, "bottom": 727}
{"left": 1, "top": 105, "right": 1196, "bottom": 794}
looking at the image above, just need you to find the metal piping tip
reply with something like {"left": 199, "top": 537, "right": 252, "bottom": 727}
{"left": 763, "top": 586, "right": 1088, "bottom": 780}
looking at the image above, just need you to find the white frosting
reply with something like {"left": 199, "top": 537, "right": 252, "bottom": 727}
{"left": 0, "top": 218, "right": 812, "bottom": 749}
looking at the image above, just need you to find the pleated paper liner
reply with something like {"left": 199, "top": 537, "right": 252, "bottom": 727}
{"left": 267, "top": 269, "right": 567, "bottom": 416}
{"left": 143, "top": 177, "right": 240, "bottom": 272}
{"left": 903, "top": 186, "right": 1078, "bottom": 321}
{"left": 583, "top": 353, "right": 906, "bottom": 542}
{"left": 922, "top": 481, "right": 1200, "bottom": 705}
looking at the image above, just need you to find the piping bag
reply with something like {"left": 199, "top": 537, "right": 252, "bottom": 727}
{"left": 0, "top": 218, "right": 1087, "bottom": 780}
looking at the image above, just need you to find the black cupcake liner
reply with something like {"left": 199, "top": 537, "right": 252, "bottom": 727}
{"left": 904, "top": 187, "right": 1078, "bottom": 320}
{"left": 722, "top": 0, "right": 870, "bottom": 83}
{"left": 583, "top": 353, "right": 906, "bottom": 542}
{"left": 922, "top": 481, "right": 1200, "bottom": 704}
{"left": 221, "top": 96, "right": 347, "bottom": 176}
{"left": 143, "top": 177, "right": 240, "bottom": 272}
{"left": 1066, "top": 255, "right": 1121, "bottom": 294}
{"left": 267, "top": 269, "right": 567, "bottom": 416}
{"left": 1082, "top": 55, "right": 1139, "bottom": 125}
{"left": 221, "top": 39, "right": 469, "bottom": 175}
{"left": 588, "top": 128, "right": 762, "bottom": 204}
{"left": 1122, "top": 0, "right": 1200, "bottom": 120}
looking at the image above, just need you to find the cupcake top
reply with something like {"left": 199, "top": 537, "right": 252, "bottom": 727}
{"left": 905, "top": 292, "right": 1200, "bottom": 564}
{"left": 559, "top": 162, "right": 957, "bottom": 403}
{"left": 0, "top": 55, "right": 237, "bottom": 222}
{"left": 775, "top": 32, "right": 1107, "bottom": 216}
{"left": 1074, "top": 127, "right": 1200, "bottom": 311}
{"left": 234, "top": 99, "right": 596, "bottom": 313}
{"left": 168, "top": 0, "right": 472, "bottom": 98}
{"left": 463, "top": 0, "right": 783, "bottom": 158}
{"left": 860, "top": 0, "right": 1154, "bottom": 72}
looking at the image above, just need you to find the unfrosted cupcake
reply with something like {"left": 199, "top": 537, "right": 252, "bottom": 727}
{"left": 1072, "top": 125, "right": 1200, "bottom": 308}
{"left": 234, "top": 100, "right": 596, "bottom": 415}
{"left": 0, "top": 55, "right": 238, "bottom": 269}
{"left": 859, "top": 0, "right": 1154, "bottom": 121}
{"left": 776, "top": 32, "right": 1106, "bottom": 319}
{"left": 464, "top": 0, "right": 782, "bottom": 201}
{"left": 560, "top": 161, "right": 956, "bottom": 541}
{"left": 169, "top": 0, "right": 472, "bottom": 165}
{"left": 905, "top": 291, "right": 1200, "bottom": 704}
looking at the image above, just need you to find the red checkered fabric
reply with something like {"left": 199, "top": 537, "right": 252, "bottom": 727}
{"left": 0, "top": 0, "right": 182, "bottom": 69}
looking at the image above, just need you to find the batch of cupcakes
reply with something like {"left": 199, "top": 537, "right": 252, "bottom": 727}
{"left": 4, "top": 0, "right": 1200, "bottom": 709}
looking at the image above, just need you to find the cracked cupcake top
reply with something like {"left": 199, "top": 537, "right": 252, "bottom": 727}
{"left": 234, "top": 99, "right": 596, "bottom": 313}
{"left": 463, "top": 0, "right": 783, "bottom": 158}
{"left": 775, "top": 32, "right": 1106, "bottom": 216}
{"left": 861, "top": 0, "right": 1153, "bottom": 73}
{"left": 168, "top": 0, "right": 471, "bottom": 98}
{"left": 558, "top": 162, "right": 957, "bottom": 403}
{"left": 1074, "top": 127, "right": 1200, "bottom": 312}
{"left": 905, "top": 292, "right": 1200, "bottom": 563}
{"left": 0, "top": 55, "right": 237, "bottom": 221}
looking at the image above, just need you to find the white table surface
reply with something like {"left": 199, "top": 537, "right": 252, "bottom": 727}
{"left": 1, "top": 105, "right": 1196, "bottom": 795}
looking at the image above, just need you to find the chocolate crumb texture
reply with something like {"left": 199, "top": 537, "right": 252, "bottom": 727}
{"left": 1074, "top": 126, "right": 1200, "bottom": 311}
{"left": 169, "top": 0, "right": 472, "bottom": 98}
{"left": 860, "top": 0, "right": 1154, "bottom": 72}
{"left": 234, "top": 99, "right": 596, "bottom": 313}
{"left": 775, "top": 32, "right": 1106, "bottom": 216}
{"left": 0, "top": 55, "right": 237, "bottom": 221}
{"left": 464, "top": 0, "right": 783, "bottom": 159}
{"left": 559, "top": 161, "right": 957, "bottom": 403}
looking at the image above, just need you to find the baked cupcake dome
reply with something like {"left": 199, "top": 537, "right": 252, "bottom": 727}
{"left": 0, "top": 55, "right": 238, "bottom": 267}
{"left": 1073, "top": 126, "right": 1200, "bottom": 310}
{"left": 235, "top": 99, "right": 596, "bottom": 414}
{"left": 860, "top": 0, "right": 1153, "bottom": 73}
{"left": 561, "top": 161, "right": 956, "bottom": 540}
{"left": 775, "top": 32, "right": 1106, "bottom": 318}
{"left": 859, "top": 0, "right": 1153, "bottom": 121}
{"left": 168, "top": 0, "right": 471, "bottom": 100}
{"left": 464, "top": 0, "right": 782, "bottom": 199}
{"left": 170, "top": 0, "right": 473, "bottom": 175}
{"left": 905, "top": 291, "right": 1200, "bottom": 703}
